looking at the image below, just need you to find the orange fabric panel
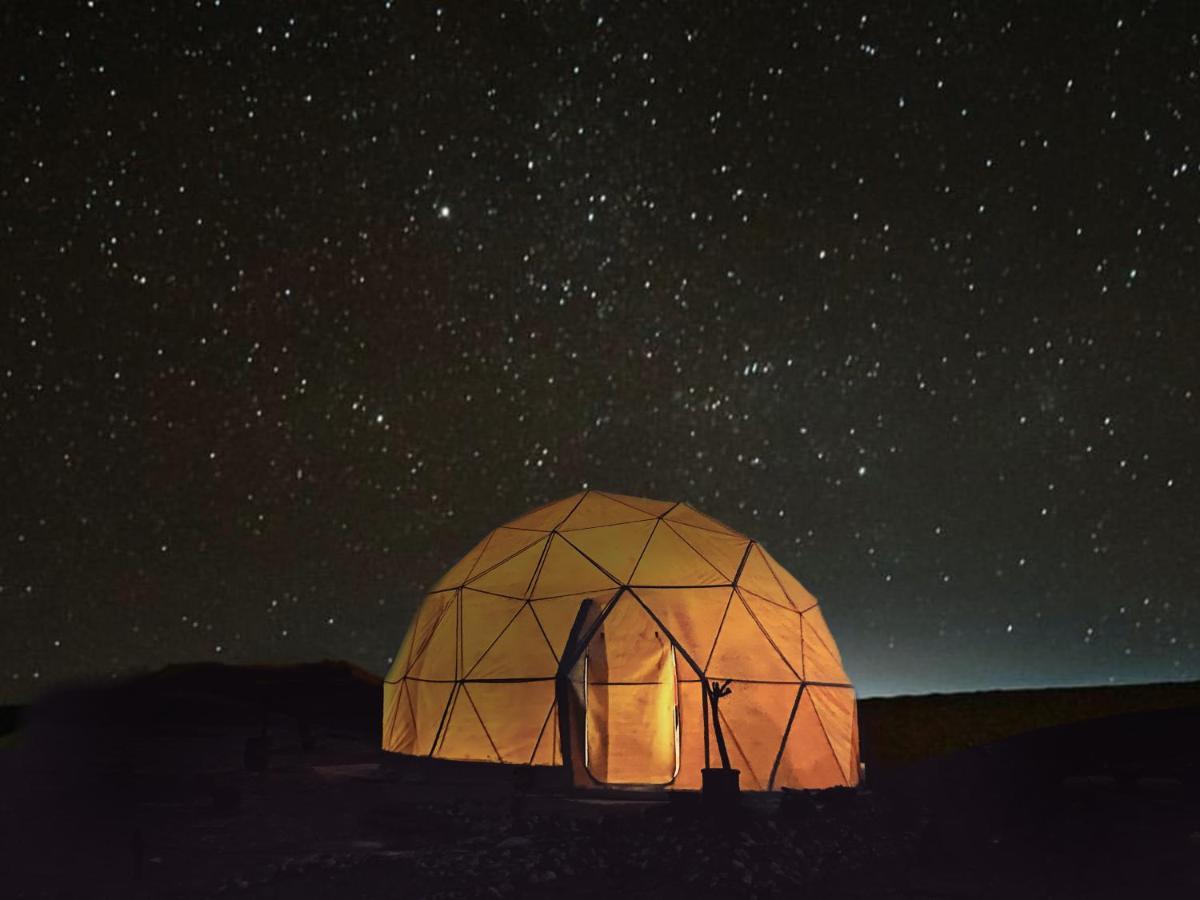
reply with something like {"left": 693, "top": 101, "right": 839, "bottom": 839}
{"left": 802, "top": 606, "right": 850, "bottom": 684}
{"left": 664, "top": 502, "right": 745, "bottom": 536}
{"left": 636, "top": 587, "right": 732, "bottom": 673}
{"left": 430, "top": 535, "right": 490, "bottom": 591}
{"left": 737, "top": 589, "right": 804, "bottom": 677}
{"left": 587, "top": 594, "right": 673, "bottom": 682}
{"left": 808, "top": 685, "right": 858, "bottom": 784}
{"left": 706, "top": 592, "right": 797, "bottom": 682}
{"left": 506, "top": 493, "right": 584, "bottom": 531}
{"left": 529, "top": 593, "right": 603, "bottom": 663}
{"left": 774, "top": 688, "right": 847, "bottom": 788}
{"left": 406, "top": 595, "right": 458, "bottom": 681}
{"left": 460, "top": 590, "right": 525, "bottom": 674}
{"left": 557, "top": 491, "right": 657, "bottom": 530}
{"left": 758, "top": 544, "right": 819, "bottom": 611}
{"left": 465, "top": 536, "right": 546, "bottom": 598}
{"left": 735, "top": 545, "right": 790, "bottom": 606}
{"left": 673, "top": 679, "right": 706, "bottom": 789}
{"left": 630, "top": 522, "right": 726, "bottom": 586}
{"left": 382, "top": 678, "right": 415, "bottom": 753}
{"left": 409, "top": 679, "right": 454, "bottom": 756}
{"left": 468, "top": 680, "right": 556, "bottom": 763}
{"left": 711, "top": 682, "right": 797, "bottom": 790}
{"left": 465, "top": 527, "right": 547, "bottom": 584}
{"left": 467, "top": 603, "right": 558, "bottom": 679}
{"left": 664, "top": 521, "right": 749, "bottom": 581}
{"left": 529, "top": 534, "right": 619, "bottom": 598}
{"left": 559, "top": 519, "right": 657, "bottom": 584}
{"left": 435, "top": 686, "right": 498, "bottom": 762}
{"left": 390, "top": 593, "right": 450, "bottom": 679}
{"left": 594, "top": 491, "right": 676, "bottom": 517}
{"left": 530, "top": 702, "right": 561, "bottom": 766}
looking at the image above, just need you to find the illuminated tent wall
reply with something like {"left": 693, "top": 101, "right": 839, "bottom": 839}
{"left": 383, "top": 491, "right": 859, "bottom": 790}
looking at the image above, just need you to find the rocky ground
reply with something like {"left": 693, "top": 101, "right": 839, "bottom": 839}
{"left": 2, "top": 665, "right": 1198, "bottom": 899}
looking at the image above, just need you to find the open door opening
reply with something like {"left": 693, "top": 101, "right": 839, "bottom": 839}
{"left": 573, "top": 594, "right": 680, "bottom": 786}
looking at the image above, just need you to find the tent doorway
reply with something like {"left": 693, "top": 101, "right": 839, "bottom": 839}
{"left": 580, "top": 596, "right": 680, "bottom": 785}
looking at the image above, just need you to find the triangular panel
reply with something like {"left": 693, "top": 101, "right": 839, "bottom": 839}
{"left": 635, "top": 587, "right": 732, "bottom": 674}
{"left": 738, "top": 588, "right": 805, "bottom": 676}
{"left": 560, "top": 519, "right": 657, "bottom": 584}
{"left": 773, "top": 688, "right": 846, "bottom": 788}
{"left": 506, "top": 493, "right": 584, "bottom": 531}
{"left": 630, "top": 522, "right": 726, "bottom": 587}
{"left": 808, "top": 685, "right": 857, "bottom": 784}
{"left": 665, "top": 503, "right": 744, "bottom": 536}
{"left": 382, "top": 678, "right": 415, "bottom": 753}
{"left": 430, "top": 534, "right": 490, "bottom": 591}
{"left": 529, "top": 592, "right": 606, "bottom": 662}
{"left": 736, "top": 545, "right": 791, "bottom": 606}
{"left": 435, "top": 687, "right": 498, "bottom": 762}
{"left": 595, "top": 491, "right": 676, "bottom": 517}
{"left": 558, "top": 492, "right": 658, "bottom": 530}
{"left": 758, "top": 544, "right": 818, "bottom": 610}
{"left": 466, "top": 536, "right": 547, "bottom": 598}
{"left": 705, "top": 592, "right": 798, "bottom": 681}
{"left": 409, "top": 679, "right": 455, "bottom": 756}
{"left": 465, "top": 527, "right": 547, "bottom": 583}
{"left": 391, "top": 593, "right": 450, "bottom": 679}
{"left": 405, "top": 596, "right": 458, "bottom": 681}
{"left": 467, "top": 680, "right": 556, "bottom": 763}
{"left": 529, "top": 534, "right": 619, "bottom": 599}
{"left": 713, "top": 682, "right": 798, "bottom": 790}
{"left": 467, "top": 603, "right": 558, "bottom": 679}
{"left": 665, "top": 521, "right": 750, "bottom": 581}
{"left": 460, "top": 589, "right": 525, "bottom": 675}
{"left": 530, "top": 703, "right": 561, "bottom": 766}
{"left": 802, "top": 606, "right": 849, "bottom": 683}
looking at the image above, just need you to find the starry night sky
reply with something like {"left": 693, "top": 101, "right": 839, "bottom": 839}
{"left": 2, "top": 1, "right": 1197, "bottom": 703}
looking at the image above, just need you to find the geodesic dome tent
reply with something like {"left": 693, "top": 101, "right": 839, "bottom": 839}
{"left": 382, "top": 491, "right": 859, "bottom": 790}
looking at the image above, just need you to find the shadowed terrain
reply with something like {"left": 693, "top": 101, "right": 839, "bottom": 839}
{"left": 1, "top": 664, "right": 1197, "bottom": 898}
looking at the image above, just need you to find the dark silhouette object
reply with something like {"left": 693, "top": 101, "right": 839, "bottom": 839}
{"left": 702, "top": 680, "right": 741, "bottom": 807}
{"left": 244, "top": 733, "right": 273, "bottom": 773}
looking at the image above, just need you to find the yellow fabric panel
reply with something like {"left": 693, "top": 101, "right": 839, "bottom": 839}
{"left": 664, "top": 521, "right": 749, "bottom": 581}
{"left": 529, "top": 534, "right": 618, "bottom": 599}
{"left": 460, "top": 590, "right": 525, "bottom": 674}
{"left": 589, "top": 594, "right": 672, "bottom": 682}
{"left": 506, "top": 493, "right": 584, "bottom": 531}
{"left": 410, "top": 679, "right": 454, "bottom": 756}
{"left": 808, "top": 685, "right": 858, "bottom": 785}
{"left": 585, "top": 645, "right": 677, "bottom": 785}
{"left": 774, "top": 689, "right": 847, "bottom": 789}
{"left": 757, "top": 544, "right": 819, "bottom": 611}
{"left": 390, "top": 593, "right": 450, "bottom": 679}
{"left": 430, "top": 535, "right": 489, "bottom": 591}
{"left": 435, "top": 687, "right": 498, "bottom": 762}
{"left": 406, "top": 595, "right": 458, "bottom": 681}
{"left": 558, "top": 491, "right": 656, "bottom": 530}
{"left": 706, "top": 592, "right": 797, "bottom": 682}
{"left": 467, "top": 680, "right": 556, "bottom": 763}
{"left": 530, "top": 702, "right": 561, "bottom": 766}
{"left": 466, "top": 536, "right": 546, "bottom": 597}
{"left": 559, "top": 519, "right": 657, "bottom": 584}
{"left": 382, "top": 678, "right": 415, "bottom": 753}
{"left": 673, "top": 679, "right": 705, "bottom": 789}
{"left": 465, "top": 527, "right": 547, "bottom": 585}
{"left": 712, "top": 682, "right": 797, "bottom": 790}
{"left": 665, "top": 502, "right": 744, "bottom": 536}
{"left": 467, "top": 603, "right": 558, "bottom": 679}
{"left": 595, "top": 491, "right": 676, "bottom": 517}
{"left": 630, "top": 522, "right": 726, "bottom": 586}
{"left": 801, "top": 606, "right": 850, "bottom": 684}
{"left": 736, "top": 545, "right": 790, "bottom": 606}
{"left": 529, "top": 593, "right": 601, "bottom": 663}
{"left": 737, "top": 589, "right": 804, "bottom": 678}
{"left": 636, "top": 587, "right": 731, "bottom": 673}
